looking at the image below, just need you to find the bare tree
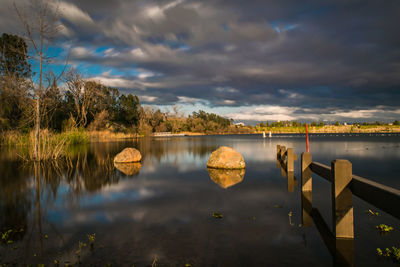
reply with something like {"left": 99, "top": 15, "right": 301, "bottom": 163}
{"left": 64, "top": 68, "right": 100, "bottom": 128}
{"left": 14, "top": 0, "right": 62, "bottom": 160}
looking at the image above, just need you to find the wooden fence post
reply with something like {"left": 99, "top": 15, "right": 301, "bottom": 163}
{"left": 280, "top": 146, "right": 286, "bottom": 161}
{"left": 301, "top": 152, "right": 312, "bottom": 192}
{"left": 280, "top": 163, "right": 287, "bottom": 178}
{"left": 301, "top": 152, "right": 312, "bottom": 226}
{"left": 277, "top": 145, "right": 281, "bottom": 159}
{"left": 287, "top": 171, "right": 295, "bottom": 192}
{"left": 331, "top": 159, "right": 354, "bottom": 239}
{"left": 287, "top": 148, "right": 294, "bottom": 172}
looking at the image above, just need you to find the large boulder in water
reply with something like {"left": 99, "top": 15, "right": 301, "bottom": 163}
{"left": 207, "top": 146, "right": 245, "bottom": 169}
{"left": 114, "top": 148, "right": 142, "bottom": 163}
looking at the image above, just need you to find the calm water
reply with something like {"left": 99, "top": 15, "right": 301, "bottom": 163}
{"left": 0, "top": 134, "right": 399, "bottom": 266}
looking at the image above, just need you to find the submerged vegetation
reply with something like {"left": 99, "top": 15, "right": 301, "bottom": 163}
{"left": 377, "top": 247, "right": 400, "bottom": 263}
{"left": 376, "top": 224, "right": 394, "bottom": 234}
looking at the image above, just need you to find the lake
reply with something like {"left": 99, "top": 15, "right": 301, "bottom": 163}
{"left": 1, "top": 134, "right": 399, "bottom": 266}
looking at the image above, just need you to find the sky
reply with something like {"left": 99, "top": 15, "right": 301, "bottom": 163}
{"left": 1, "top": 0, "right": 400, "bottom": 123}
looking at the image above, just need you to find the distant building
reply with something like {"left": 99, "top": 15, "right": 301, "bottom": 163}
{"left": 234, "top": 122, "right": 245, "bottom": 126}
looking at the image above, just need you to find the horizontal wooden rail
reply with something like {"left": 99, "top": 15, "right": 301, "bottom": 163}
{"left": 350, "top": 175, "right": 400, "bottom": 219}
{"left": 310, "top": 162, "right": 332, "bottom": 182}
{"left": 307, "top": 159, "right": 400, "bottom": 220}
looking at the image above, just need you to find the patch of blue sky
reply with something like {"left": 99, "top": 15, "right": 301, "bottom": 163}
{"left": 46, "top": 46, "right": 65, "bottom": 58}
{"left": 269, "top": 21, "right": 299, "bottom": 33}
{"left": 75, "top": 63, "right": 105, "bottom": 76}
{"left": 269, "top": 21, "right": 281, "bottom": 33}
{"left": 29, "top": 62, "right": 69, "bottom": 85}
{"left": 146, "top": 36, "right": 191, "bottom": 50}
{"left": 94, "top": 45, "right": 114, "bottom": 54}
{"left": 102, "top": 66, "right": 157, "bottom": 79}
{"left": 284, "top": 24, "right": 299, "bottom": 31}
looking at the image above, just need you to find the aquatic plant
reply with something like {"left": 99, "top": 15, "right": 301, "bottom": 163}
{"left": 377, "top": 247, "right": 400, "bottom": 263}
{"left": 376, "top": 224, "right": 394, "bottom": 233}
{"left": 1, "top": 229, "right": 13, "bottom": 241}
{"left": 0, "top": 229, "right": 22, "bottom": 245}
{"left": 152, "top": 256, "right": 158, "bottom": 267}
{"left": 88, "top": 233, "right": 96, "bottom": 250}
{"left": 75, "top": 240, "right": 87, "bottom": 263}
{"left": 60, "top": 129, "right": 89, "bottom": 146}
{"left": 212, "top": 212, "right": 223, "bottom": 219}
{"left": 88, "top": 233, "right": 95, "bottom": 243}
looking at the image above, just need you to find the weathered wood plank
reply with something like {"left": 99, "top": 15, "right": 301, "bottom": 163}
{"left": 310, "top": 162, "right": 332, "bottom": 182}
{"left": 350, "top": 175, "right": 400, "bottom": 219}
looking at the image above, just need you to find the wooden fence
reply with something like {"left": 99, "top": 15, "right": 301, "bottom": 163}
{"left": 276, "top": 144, "right": 400, "bottom": 239}
{"left": 276, "top": 144, "right": 400, "bottom": 266}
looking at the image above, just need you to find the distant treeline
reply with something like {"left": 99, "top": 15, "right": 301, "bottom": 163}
{"left": 0, "top": 33, "right": 245, "bottom": 137}
{"left": 256, "top": 120, "right": 399, "bottom": 128}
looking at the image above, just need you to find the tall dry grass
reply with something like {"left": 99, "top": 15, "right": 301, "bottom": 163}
{"left": 87, "top": 130, "right": 137, "bottom": 142}
{"left": 0, "top": 129, "right": 89, "bottom": 161}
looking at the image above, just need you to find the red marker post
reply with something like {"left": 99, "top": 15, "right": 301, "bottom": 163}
{"left": 305, "top": 123, "right": 310, "bottom": 152}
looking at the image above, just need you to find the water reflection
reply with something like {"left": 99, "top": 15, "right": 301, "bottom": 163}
{"left": 276, "top": 158, "right": 298, "bottom": 192}
{"left": 277, "top": 152, "right": 355, "bottom": 266}
{"left": 0, "top": 134, "right": 399, "bottom": 266}
{"left": 114, "top": 162, "right": 142, "bottom": 176}
{"left": 309, "top": 206, "right": 354, "bottom": 267}
{"left": 207, "top": 168, "right": 245, "bottom": 188}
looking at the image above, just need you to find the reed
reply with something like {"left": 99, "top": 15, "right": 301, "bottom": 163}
{"left": 0, "top": 129, "right": 90, "bottom": 161}
{"left": 86, "top": 130, "right": 137, "bottom": 141}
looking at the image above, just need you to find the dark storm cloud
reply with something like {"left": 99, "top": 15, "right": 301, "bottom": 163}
{"left": 2, "top": 0, "right": 400, "bottom": 121}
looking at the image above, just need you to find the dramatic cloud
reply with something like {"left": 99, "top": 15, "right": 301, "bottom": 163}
{"left": 2, "top": 0, "right": 400, "bottom": 122}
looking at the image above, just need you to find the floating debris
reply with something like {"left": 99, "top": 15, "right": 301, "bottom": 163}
{"left": 366, "top": 209, "right": 379, "bottom": 216}
{"left": 288, "top": 211, "right": 294, "bottom": 226}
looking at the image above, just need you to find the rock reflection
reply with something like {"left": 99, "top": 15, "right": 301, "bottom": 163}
{"left": 207, "top": 168, "right": 245, "bottom": 189}
{"left": 114, "top": 162, "right": 142, "bottom": 176}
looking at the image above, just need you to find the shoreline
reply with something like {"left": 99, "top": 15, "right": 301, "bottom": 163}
{"left": 88, "top": 126, "right": 400, "bottom": 141}
{"left": 2, "top": 126, "right": 400, "bottom": 146}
